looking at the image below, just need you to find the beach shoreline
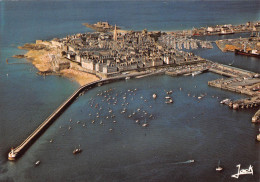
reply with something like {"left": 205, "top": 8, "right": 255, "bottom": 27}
{"left": 16, "top": 43, "right": 99, "bottom": 86}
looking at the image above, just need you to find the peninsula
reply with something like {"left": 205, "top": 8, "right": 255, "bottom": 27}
{"left": 9, "top": 21, "right": 260, "bottom": 160}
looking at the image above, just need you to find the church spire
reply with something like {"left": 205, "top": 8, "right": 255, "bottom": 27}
{"left": 114, "top": 24, "right": 117, "bottom": 41}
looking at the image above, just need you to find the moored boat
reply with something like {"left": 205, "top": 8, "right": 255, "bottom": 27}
{"left": 73, "top": 145, "right": 82, "bottom": 154}
{"left": 152, "top": 94, "right": 157, "bottom": 99}
{"left": 216, "top": 160, "right": 223, "bottom": 172}
{"left": 235, "top": 49, "right": 260, "bottom": 58}
{"left": 192, "top": 71, "right": 202, "bottom": 77}
{"left": 257, "top": 134, "right": 260, "bottom": 142}
{"left": 165, "top": 99, "right": 173, "bottom": 104}
{"left": 35, "top": 160, "right": 41, "bottom": 166}
{"left": 220, "top": 98, "right": 231, "bottom": 104}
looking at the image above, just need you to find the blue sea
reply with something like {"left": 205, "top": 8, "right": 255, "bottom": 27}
{"left": 0, "top": 1, "right": 259, "bottom": 182}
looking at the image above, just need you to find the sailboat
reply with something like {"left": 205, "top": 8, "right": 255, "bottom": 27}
{"left": 216, "top": 160, "right": 223, "bottom": 172}
{"left": 73, "top": 145, "right": 82, "bottom": 154}
{"left": 229, "top": 59, "right": 235, "bottom": 66}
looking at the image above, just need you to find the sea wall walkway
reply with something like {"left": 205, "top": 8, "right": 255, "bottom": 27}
{"left": 8, "top": 76, "right": 131, "bottom": 160}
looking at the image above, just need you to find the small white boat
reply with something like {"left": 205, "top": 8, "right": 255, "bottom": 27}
{"left": 142, "top": 123, "right": 148, "bottom": 127}
{"left": 257, "top": 134, "right": 260, "bottom": 142}
{"left": 187, "top": 160, "right": 195, "bottom": 163}
{"left": 216, "top": 160, "right": 223, "bottom": 172}
{"left": 192, "top": 71, "right": 202, "bottom": 77}
{"left": 35, "top": 160, "right": 41, "bottom": 166}
{"left": 165, "top": 99, "right": 173, "bottom": 104}
{"left": 220, "top": 98, "right": 231, "bottom": 104}
{"left": 125, "top": 77, "right": 130, "bottom": 80}
{"left": 152, "top": 94, "right": 157, "bottom": 99}
{"left": 73, "top": 145, "right": 82, "bottom": 154}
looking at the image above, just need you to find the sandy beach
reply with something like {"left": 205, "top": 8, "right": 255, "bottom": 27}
{"left": 17, "top": 43, "right": 99, "bottom": 86}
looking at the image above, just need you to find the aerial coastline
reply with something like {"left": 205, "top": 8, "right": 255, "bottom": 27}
{"left": 2, "top": 0, "right": 260, "bottom": 180}
{"left": 14, "top": 21, "right": 260, "bottom": 113}
{"left": 16, "top": 42, "right": 99, "bottom": 86}
{"left": 14, "top": 21, "right": 260, "bottom": 86}
{"left": 9, "top": 20, "right": 260, "bottom": 161}
{"left": 11, "top": 20, "right": 259, "bottom": 115}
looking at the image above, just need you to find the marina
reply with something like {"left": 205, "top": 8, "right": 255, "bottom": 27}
{"left": 8, "top": 58, "right": 260, "bottom": 160}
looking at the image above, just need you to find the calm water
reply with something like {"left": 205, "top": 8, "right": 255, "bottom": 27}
{"left": 0, "top": 1, "right": 259, "bottom": 182}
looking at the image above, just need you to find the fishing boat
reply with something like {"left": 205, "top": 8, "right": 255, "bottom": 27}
{"left": 257, "top": 134, "right": 260, "bottom": 142}
{"left": 216, "top": 160, "right": 223, "bottom": 172}
{"left": 229, "top": 59, "right": 235, "bottom": 66}
{"left": 165, "top": 99, "right": 173, "bottom": 104}
{"left": 142, "top": 123, "right": 148, "bottom": 127}
{"left": 152, "top": 94, "right": 157, "bottom": 99}
{"left": 73, "top": 145, "right": 82, "bottom": 154}
{"left": 220, "top": 98, "right": 231, "bottom": 104}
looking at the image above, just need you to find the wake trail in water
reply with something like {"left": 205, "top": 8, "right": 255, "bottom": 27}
{"left": 171, "top": 160, "right": 195, "bottom": 165}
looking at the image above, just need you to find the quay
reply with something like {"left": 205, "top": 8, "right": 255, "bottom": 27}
{"left": 208, "top": 63, "right": 257, "bottom": 78}
{"left": 229, "top": 96, "right": 260, "bottom": 110}
{"left": 207, "top": 62, "right": 260, "bottom": 111}
{"left": 208, "top": 63, "right": 259, "bottom": 96}
{"left": 8, "top": 75, "right": 132, "bottom": 160}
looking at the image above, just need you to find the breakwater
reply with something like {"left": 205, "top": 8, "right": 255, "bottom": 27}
{"left": 208, "top": 63, "right": 260, "bottom": 111}
{"left": 208, "top": 63, "right": 257, "bottom": 78}
{"left": 8, "top": 61, "right": 259, "bottom": 160}
{"left": 8, "top": 76, "right": 130, "bottom": 160}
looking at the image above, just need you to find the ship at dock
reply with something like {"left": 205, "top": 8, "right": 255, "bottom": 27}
{"left": 235, "top": 49, "right": 260, "bottom": 58}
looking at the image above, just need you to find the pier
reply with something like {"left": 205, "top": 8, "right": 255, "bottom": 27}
{"left": 208, "top": 63, "right": 260, "bottom": 110}
{"left": 8, "top": 61, "right": 259, "bottom": 160}
{"left": 8, "top": 76, "right": 128, "bottom": 160}
{"left": 208, "top": 63, "right": 257, "bottom": 78}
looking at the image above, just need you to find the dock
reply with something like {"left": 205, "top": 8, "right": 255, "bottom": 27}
{"left": 208, "top": 63, "right": 257, "bottom": 78}
{"left": 208, "top": 63, "right": 260, "bottom": 110}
